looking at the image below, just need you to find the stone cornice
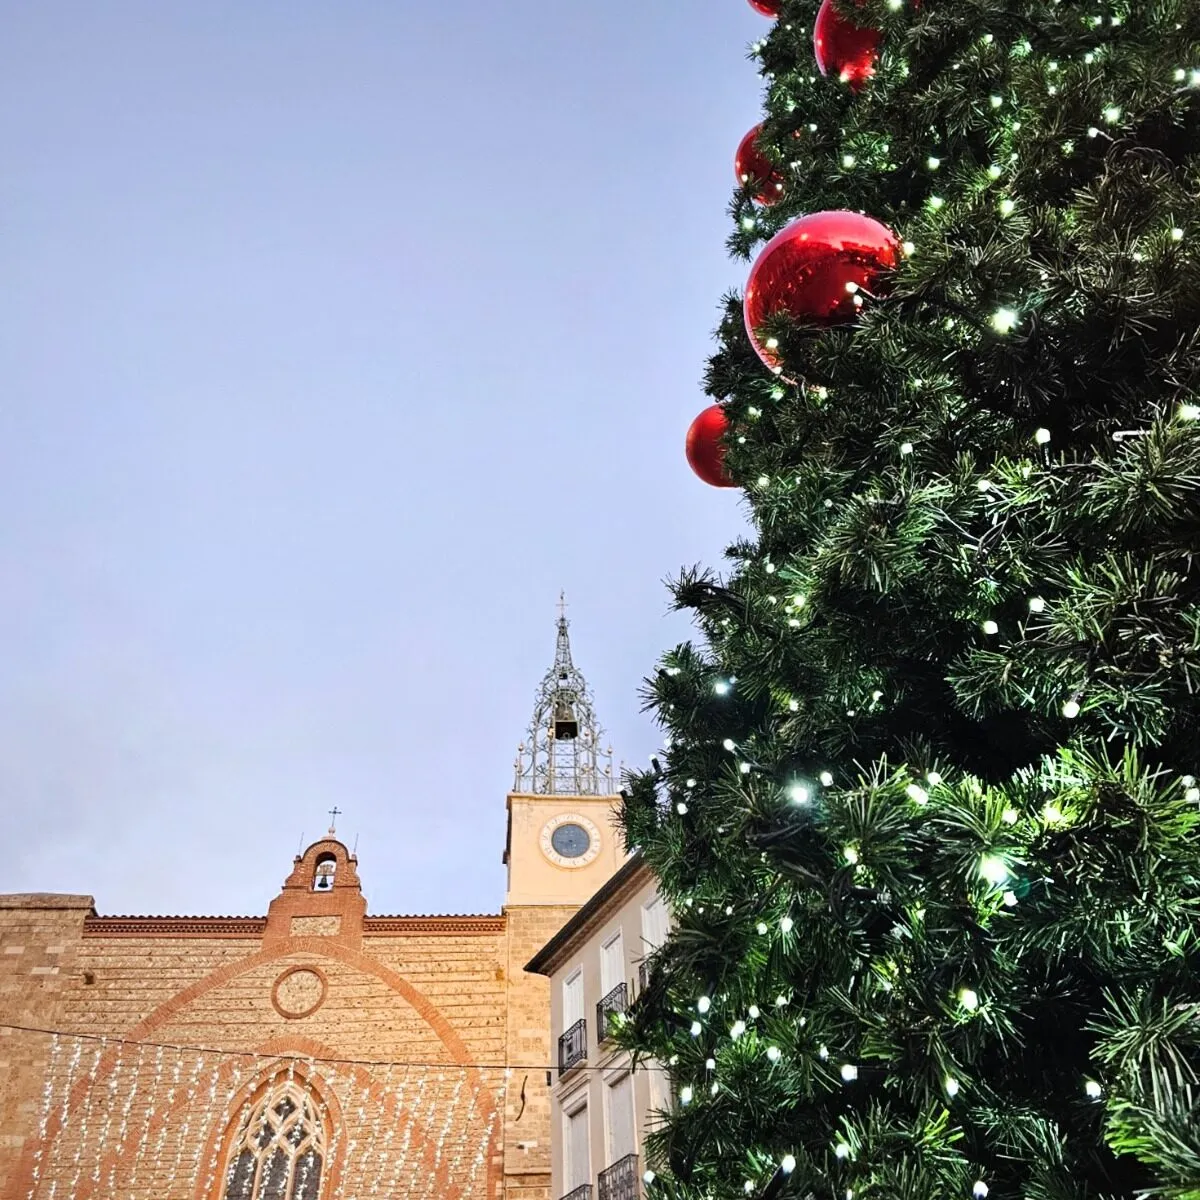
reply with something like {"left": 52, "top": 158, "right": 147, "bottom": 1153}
{"left": 83, "top": 917, "right": 267, "bottom": 938}
{"left": 82, "top": 914, "right": 507, "bottom": 938}
{"left": 365, "top": 916, "right": 506, "bottom": 935}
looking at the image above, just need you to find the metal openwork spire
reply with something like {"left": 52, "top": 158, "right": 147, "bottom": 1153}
{"left": 513, "top": 594, "right": 615, "bottom": 795}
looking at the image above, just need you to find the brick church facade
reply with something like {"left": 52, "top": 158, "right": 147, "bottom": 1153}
{"left": 0, "top": 608, "right": 625, "bottom": 1200}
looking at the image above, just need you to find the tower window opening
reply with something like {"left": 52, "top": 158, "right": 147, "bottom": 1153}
{"left": 312, "top": 854, "right": 336, "bottom": 892}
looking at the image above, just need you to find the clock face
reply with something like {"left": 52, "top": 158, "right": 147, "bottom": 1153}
{"left": 551, "top": 823, "right": 591, "bottom": 859}
{"left": 540, "top": 813, "right": 602, "bottom": 868}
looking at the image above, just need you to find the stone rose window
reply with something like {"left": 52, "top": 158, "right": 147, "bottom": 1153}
{"left": 220, "top": 1078, "right": 328, "bottom": 1200}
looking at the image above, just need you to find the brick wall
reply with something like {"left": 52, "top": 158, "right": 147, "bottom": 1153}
{"left": 502, "top": 904, "right": 581, "bottom": 1200}
{"left": 0, "top": 894, "right": 93, "bottom": 1196}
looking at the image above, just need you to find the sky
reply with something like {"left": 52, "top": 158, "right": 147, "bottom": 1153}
{"left": 0, "top": 1, "right": 767, "bottom": 918}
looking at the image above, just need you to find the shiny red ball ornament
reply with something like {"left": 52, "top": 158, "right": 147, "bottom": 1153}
{"left": 747, "top": 0, "right": 782, "bottom": 15}
{"left": 743, "top": 210, "right": 899, "bottom": 370}
{"left": 735, "top": 124, "right": 785, "bottom": 206}
{"left": 686, "top": 406, "right": 737, "bottom": 488}
{"left": 813, "top": 0, "right": 880, "bottom": 90}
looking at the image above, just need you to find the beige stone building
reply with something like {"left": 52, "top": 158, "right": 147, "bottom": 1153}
{"left": 0, "top": 608, "right": 630, "bottom": 1200}
{"left": 525, "top": 854, "right": 667, "bottom": 1200}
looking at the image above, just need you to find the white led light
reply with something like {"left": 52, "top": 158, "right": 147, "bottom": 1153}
{"left": 714, "top": 681, "right": 730, "bottom": 695}
{"left": 906, "top": 783, "right": 929, "bottom": 804}
{"left": 775, "top": 994, "right": 787, "bottom": 1007}
{"left": 927, "top": 771, "right": 942, "bottom": 786}
{"left": 691, "top": 1020, "right": 702, "bottom": 1036}
{"left": 1035, "top": 427, "right": 1051, "bottom": 444}
{"left": 928, "top": 155, "right": 941, "bottom": 169}
{"left": 1002, "top": 807, "right": 1018, "bottom": 825}
{"left": 842, "top": 154, "right": 856, "bottom": 168}
{"left": 1172, "top": 227, "right": 1185, "bottom": 242}
{"left": 974, "top": 1183, "right": 989, "bottom": 1199}
{"left": 1029, "top": 596, "right": 1046, "bottom": 613}
{"left": 723, "top": 738, "right": 736, "bottom": 751}
{"left": 705, "top": 1057, "right": 716, "bottom": 1069}
{"left": 1104, "top": 105, "right": 1121, "bottom": 123}
{"left": 680, "top": 1086, "right": 694, "bottom": 1104}
{"left": 757, "top": 922, "right": 768, "bottom": 935}
{"left": 1185, "top": 786, "right": 1199, "bottom": 803}
{"left": 980, "top": 855, "right": 1009, "bottom": 885}
{"left": 742, "top": 217, "right": 757, "bottom": 231}
{"left": 676, "top": 802, "right": 689, "bottom": 815}
{"left": 987, "top": 163, "right": 1002, "bottom": 179}
{"left": 644, "top": 1172, "right": 656, "bottom": 1185}
{"left": 835, "top": 1142, "right": 851, "bottom": 1160}
{"left": 1085, "top": 1080, "right": 1102, "bottom": 1099}
{"left": 767, "top": 1045, "right": 782, "bottom": 1062}
{"left": 929, "top": 195, "right": 945, "bottom": 209}
{"left": 992, "top": 307, "right": 1018, "bottom": 334}
{"left": 731, "top": 1020, "right": 747, "bottom": 1039}
{"left": 844, "top": 846, "right": 859, "bottom": 865}
{"left": 740, "top": 762, "right": 752, "bottom": 774}
{"left": 945, "top": 1076, "right": 960, "bottom": 1097}
{"left": 1181, "top": 403, "right": 1199, "bottom": 419}
{"left": 840, "top": 1063, "right": 858, "bottom": 1081}
{"left": 901, "top": 241, "right": 915, "bottom": 257}
{"left": 1003, "top": 890, "right": 1018, "bottom": 907}
{"left": 983, "top": 620, "right": 999, "bottom": 635}
{"left": 1063, "top": 699, "right": 1081, "bottom": 719}
{"left": 1043, "top": 803, "right": 1063, "bottom": 824}
{"left": 999, "top": 198, "right": 1015, "bottom": 216}
{"left": 781, "top": 1155, "right": 797, "bottom": 1174}
{"left": 900, "top": 441, "right": 914, "bottom": 455}
{"left": 749, "top": 1005, "right": 760, "bottom": 1018}
{"left": 790, "top": 784, "right": 810, "bottom": 805}
{"left": 960, "top": 988, "right": 979, "bottom": 1011}
{"left": 744, "top": 1183, "right": 754, "bottom": 1195}
{"left": 697, "top": 996, "right": 711, "bottom": 1014}
{"left": 781, "top": 916, "right": 794, "bottom": 933}
{"left": 820, "top": 771, "right": 834, "bottom": 786}
{"left": 990, "top": 94, "right": 1003, "bottom": 108}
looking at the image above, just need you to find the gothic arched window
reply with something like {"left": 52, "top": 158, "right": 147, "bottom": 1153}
{"left": 220, "top": 1077, "right": 328, "bottom": 1200}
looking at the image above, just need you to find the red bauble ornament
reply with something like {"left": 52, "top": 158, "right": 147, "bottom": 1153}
{"left": 686, "top": 406, "right": 737, "bottom": 488}
{"left": 743, "top": 210, "right": 899, "bottom": 370}
{"left": 735, "top": 124, "right": 785, "bottom": 206}
{"left": 747, "top": 0, "right": 782, "bottom": 15}
{"left": 813, "top": 0, "right": 880, "bottom": 90}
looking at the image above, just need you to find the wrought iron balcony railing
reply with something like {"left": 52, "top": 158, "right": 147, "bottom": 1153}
{"left": 598, "top": 1154, "right": 640, "bottom": 1200}
{"left": 559, "top": 1018, "right": 587, "bottom": 1075}
{"left": 596, "top": 982, "right": 629, "bottom": 1043}
{"left": 562, "top": 1185, "right": 592, "bottom": 1200}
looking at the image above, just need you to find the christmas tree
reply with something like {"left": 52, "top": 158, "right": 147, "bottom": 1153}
{"left": 620, "top": 1, "right": 1200, "bottom": 1198}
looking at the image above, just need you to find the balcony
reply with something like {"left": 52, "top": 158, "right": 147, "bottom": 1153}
{"left": 598, "top": 1154, "right": 640, "bottom": 1200}
{"left": 596, "top": 982, "right": 629, "bottom": 1043}
{"left": 559, "top": 1018, "right": 587, "bottom": 1075}
{"left": 561, "top": 1187, "right": 592, "bottom": 1200}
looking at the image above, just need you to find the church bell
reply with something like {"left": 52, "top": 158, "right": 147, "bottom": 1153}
{"left": 552, "top": 698, "right": 579, "bottom": 740}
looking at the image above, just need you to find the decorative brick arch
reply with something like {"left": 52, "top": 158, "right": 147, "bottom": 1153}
{"left": 5, "top": 940, "right": 504, "bottom": 1200}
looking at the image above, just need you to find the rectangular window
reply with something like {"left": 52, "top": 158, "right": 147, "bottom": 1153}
{"left": 641, "top": 895, "right": 668, "bottom": 954}
{"left": 563, "top": 968, "right": 584, "bottom": 1029}
{"left": 600, "top": 931, "right": 624, "bottom": 996}
{"left": 606, "top": 1074, "right": 636, "bottom": 1163}
{"left": 566, "top": 1102, "right": 590, "bottom": 1190}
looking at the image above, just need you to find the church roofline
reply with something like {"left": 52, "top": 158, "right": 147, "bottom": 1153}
{"left": 81, "top": 913, "right": 507, "bottom": 937}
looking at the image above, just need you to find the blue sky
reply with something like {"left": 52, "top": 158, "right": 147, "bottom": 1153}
{"left": 0, "top": 1, "right": 765, "bottom": 917}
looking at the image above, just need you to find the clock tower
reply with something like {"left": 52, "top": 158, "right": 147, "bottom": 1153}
{"left": 501, "top": 597, "right": 625, "bottom": 1200}
{"left": 503, "top": 595, "right": 624, "bottom": 907}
